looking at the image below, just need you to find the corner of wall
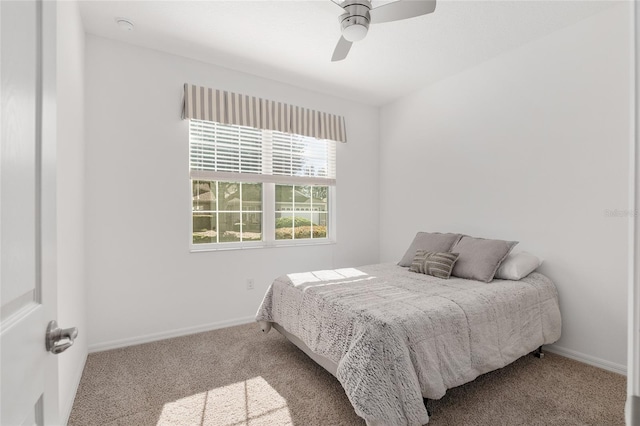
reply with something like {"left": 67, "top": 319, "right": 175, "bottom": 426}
{"left": 375, "top": 103, "right": 384, "bottom": 263}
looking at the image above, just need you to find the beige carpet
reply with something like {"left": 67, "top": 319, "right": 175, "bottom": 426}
{"left": 69, "top": 323, "right": 626, "bottom": 426}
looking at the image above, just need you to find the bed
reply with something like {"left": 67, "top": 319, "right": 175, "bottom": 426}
{"left": 256, "top": 263, "right": 562, "bottom": 426}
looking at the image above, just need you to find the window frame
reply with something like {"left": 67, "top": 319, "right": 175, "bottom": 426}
{"left": 188, "top": 122, "right": 337, "bottom": 252}
{"left": 191, "top": 180, "right": 266, "bottom": 248}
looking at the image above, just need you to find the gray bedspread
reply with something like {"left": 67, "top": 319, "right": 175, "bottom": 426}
{"left": 255, "top": 263, "right": 561, "bottom": 425}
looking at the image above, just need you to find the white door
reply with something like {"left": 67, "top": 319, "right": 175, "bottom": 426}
{"left": 631, "top": 4, "right": 640, "bottom": 425}
{"left": 1, "top": 1, "right": 68, "bottom": 425}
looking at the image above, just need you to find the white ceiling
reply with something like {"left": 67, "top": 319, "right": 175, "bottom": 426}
{"left": 79, "top": 0, "right": 618, "bottom": 106}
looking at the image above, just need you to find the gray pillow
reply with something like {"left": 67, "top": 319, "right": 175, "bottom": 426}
{"left": 409, "top": 250, "right": 460, "bottom": 279}
{"left": 450, "top": 236, "right": 518, "bottom": 282}
{"left": 398, "top": 232, "right": 463, "bottom": 267}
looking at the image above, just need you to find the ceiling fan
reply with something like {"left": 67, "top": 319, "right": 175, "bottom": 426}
{"left": 330, "top": 0, "right": 437, "bottom": 61}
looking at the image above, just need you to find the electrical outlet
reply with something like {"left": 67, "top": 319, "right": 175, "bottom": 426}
{"left": 246, "top": 278, "right": 255, "bottom": 290}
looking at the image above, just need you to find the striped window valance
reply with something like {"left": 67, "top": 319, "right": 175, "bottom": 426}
{"left": 182, "top": 83, "right": 347, "bottom": 143}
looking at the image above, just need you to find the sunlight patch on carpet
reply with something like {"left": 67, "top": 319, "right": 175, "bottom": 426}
{"left": 157, "top": 376, "right": 292, "bottom": 425}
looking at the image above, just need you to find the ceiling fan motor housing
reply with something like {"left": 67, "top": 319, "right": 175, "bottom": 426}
{"left": 339, "top": 0, "right": 371, "bottom": 42}
{"left": 331, "top": 0, "right": 437, "bottom": 61}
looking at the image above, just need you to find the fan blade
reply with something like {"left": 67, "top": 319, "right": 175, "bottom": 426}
{"left": 331, "top": 36, "right": 352, "bottom": 62}
{"left": 330, "top": 0, "right": 345, "bottom": 8}
{"left": 370, "top": 0, "right": 436, "bottom": 24}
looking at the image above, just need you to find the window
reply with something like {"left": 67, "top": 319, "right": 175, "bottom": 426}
{"left": 190, "top": 120, "right": 336, "bottom": 249}
{"left": 275, "top": 185, "right": 328, "bottom": 240}
{"left": 192, "top": 181, "right": 262, "bottom": 244}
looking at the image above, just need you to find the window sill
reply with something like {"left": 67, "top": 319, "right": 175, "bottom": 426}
{"left": 189, "top": 239, "right": 336, "bottom": 253}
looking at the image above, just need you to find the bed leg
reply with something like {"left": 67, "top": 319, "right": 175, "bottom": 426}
{"left": 258, "top": 321, "right": 272, "bottom": 334}
{"left": 423, "top": 398, "right": 432, "bottom": 417}
{"left": 533, "top": 346, "right": 544, "bottom": 359}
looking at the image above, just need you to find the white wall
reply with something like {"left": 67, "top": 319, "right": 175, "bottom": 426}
{"left": 56, "top": 0, "right": 87, "bottom": 422}
{"left": 84, "top": 36, "right": 380, "bottom": 350}
{"left": 379, "top": 5, "right": 631, "bottom": 372}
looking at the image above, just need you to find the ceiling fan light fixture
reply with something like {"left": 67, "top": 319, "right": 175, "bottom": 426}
{"left": 343, "top": 23, "right": 368, "bottom": 42}
{"left": 340, "top": 13, "right": 370, "bottom": 42}
{"left": 331, "top": 0, "right": 436, "bottom": 61}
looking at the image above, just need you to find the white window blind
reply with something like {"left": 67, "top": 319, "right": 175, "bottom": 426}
{"left": 189, "top": 119, "right": 336, "bottom": 186}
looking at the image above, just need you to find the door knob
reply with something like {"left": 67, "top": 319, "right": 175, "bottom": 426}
{"left": 45, "top": 320, "right": 78, "bottom": 354}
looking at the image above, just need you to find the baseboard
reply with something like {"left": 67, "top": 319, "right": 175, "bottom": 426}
{"left": 88, "top": 316, "right": 256, "bottom": 353}
{"left": 87, "top": 321, "right": 628, "bottom": 376}
{"left": 545, "top": 344, "right": 627, "bottom": 376}
{"left": 61, "top": 351, "right": 87, "bottom": 426}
